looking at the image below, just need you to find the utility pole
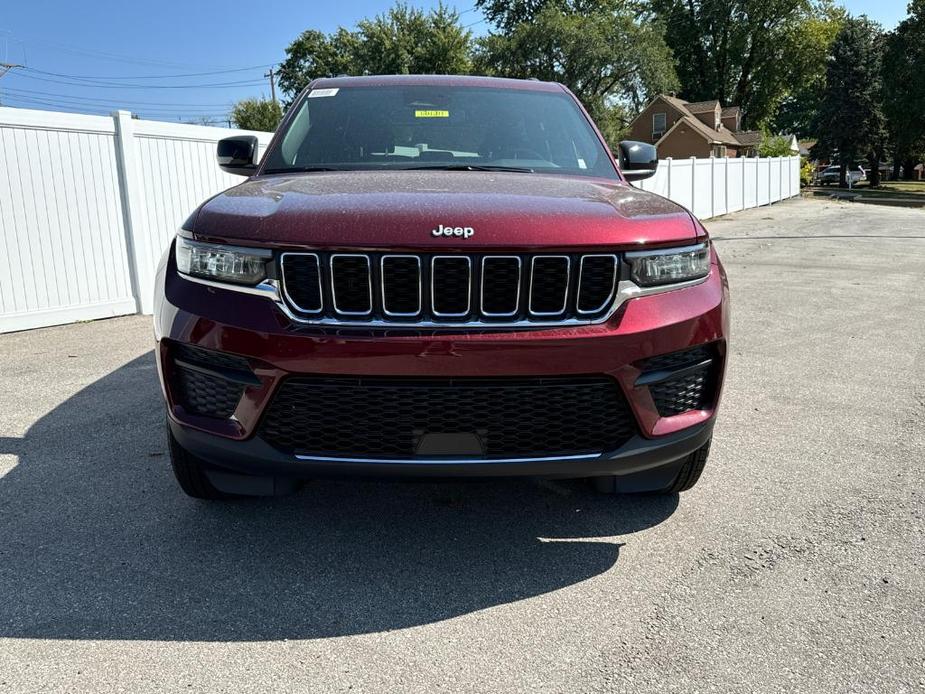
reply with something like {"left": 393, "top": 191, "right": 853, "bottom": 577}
{"left": 264, "top": 66, "right": 278, "bottom": 106}
{"left": 0, "top": 63, "right": 23, "bottom": 106}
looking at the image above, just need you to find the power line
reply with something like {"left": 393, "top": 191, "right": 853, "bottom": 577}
{"left": 3, "top": 93, "right": 232, "bottom": 115}
{"left": 11, "top": 70, "right": 266, "bottom": 89}
{"left": 0, "top": 61, "right": 22, "bottom": 78}
{"left": 1, "top": 86, "right": 234, "bottom": 108}
{"left": 3, "top": 95, "right": 231, "bottom": 119}
{"left": 0, "top": 32, "right": 252, "bottom": 71}
{"left": 23, "top": 64, "right": 275, "bottom": 81}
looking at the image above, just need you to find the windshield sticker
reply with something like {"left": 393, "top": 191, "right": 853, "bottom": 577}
{"left": 414, "top": 109, "right": 449, "bottom": 118}
{"left": 308, "top": 88, "right": 339, "bottom": 98}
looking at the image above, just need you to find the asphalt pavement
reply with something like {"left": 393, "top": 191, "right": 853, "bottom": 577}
{"left": 0, "top": 197, "right": 923, "bottom": 693}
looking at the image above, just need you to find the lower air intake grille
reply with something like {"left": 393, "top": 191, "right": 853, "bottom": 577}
{"left": 171, "top": 344, "right": 252, "bottom": 418}
{"left": 649, "top": 370, "right": 712, "bottom": 417}
{"left": 642, "top": 345, "right": 716, "bottom": 417}
{"left": 175, "top": 369, "right": 243, "bottom": 418}
{"left": 259, "top": 376, "right": 637, "bottom": 459}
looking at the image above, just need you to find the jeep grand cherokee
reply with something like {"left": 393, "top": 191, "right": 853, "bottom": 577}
{"left": 153, "top": 75, "right": 729, "bottom": 499}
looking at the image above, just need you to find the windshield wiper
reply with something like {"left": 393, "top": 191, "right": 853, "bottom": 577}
{"left": 261, "top": 166, "right": 342, "bottom": 174}
{"left": 402, "top": 164, "right": 536, "bottom": 173}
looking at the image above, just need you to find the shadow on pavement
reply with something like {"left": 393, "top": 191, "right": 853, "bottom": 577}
{"left": 0, "top": 353, "right": 677, "bottom": 641}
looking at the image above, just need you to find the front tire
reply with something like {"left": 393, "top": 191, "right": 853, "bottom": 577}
{"left": 664, "top": 439, "right": 711, "bottom": 493}
{"left": 167, "top": 427, "right": 238, "bottom": 500}
{"left": 591, "top": 438, "right": 711, "bottom": 495}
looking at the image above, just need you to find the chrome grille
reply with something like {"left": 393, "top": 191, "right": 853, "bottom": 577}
{"left": 280, "top": 252, "right": 619, "bottom": 328}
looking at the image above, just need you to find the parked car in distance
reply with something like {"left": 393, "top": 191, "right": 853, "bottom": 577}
{"left": 819, "top": 164, "right": 865, "bottom": 185}
{"left": 154, "top": 75, "right": 729, "bottom": 500}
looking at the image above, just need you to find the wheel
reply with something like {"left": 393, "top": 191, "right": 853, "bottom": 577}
{"left": 590, "top": 438, "right": 711, "bottom": 495}
{"left": 664, "top": 438, "right": 711, "bottom": 493}
{"left": 167, "top": 426, "right": 238, "bottom": 500}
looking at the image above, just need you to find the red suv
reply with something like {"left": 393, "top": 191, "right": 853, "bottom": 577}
{"left": 154, "top": 75, "right": 729, "bottom": 500}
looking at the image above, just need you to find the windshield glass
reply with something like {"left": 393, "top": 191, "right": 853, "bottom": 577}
{"left": 262, "top": 85, "right": 617, "bottom": 179}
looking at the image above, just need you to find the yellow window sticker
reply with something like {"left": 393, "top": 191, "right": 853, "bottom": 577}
{"left": 414, "top": 109, "right": 449, "bottom": 118}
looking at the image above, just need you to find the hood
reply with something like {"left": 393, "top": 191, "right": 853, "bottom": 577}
{"left": 190, "top": 171, "right": 697, "bottom": 250}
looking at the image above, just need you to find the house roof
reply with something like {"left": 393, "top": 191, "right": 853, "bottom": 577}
{"left": 658, "top": 94, "right": 692, "bottom": 113}
{"left": 684, "top": 115, "right": 741, "bottom": 145}
{"left": 721, "top": 106, "right": 740, "bottom": 118}
{"left": 734, "top": 130, "right": 762, "bottom": 146}
{"left": 686, "top": 100, "right": 720, "bottom": 113}
{"left": 645, "top": 94, "right": 748, "bottom": 149}
{"left": 657, "top": 115, "right": 741, "bottom": 148}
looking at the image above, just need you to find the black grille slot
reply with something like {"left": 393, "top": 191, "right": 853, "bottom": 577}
{"left": 481, "top": 257, "right": 521, "bottom": 316}
{"left": 381, "top": 256, "right": 421, "bottom": 315}
{"left": 172, "top": 345, "right": 252, "bottom": 418}
{"left": 259, "top": 376, "right": 637, "bottom": 458}
{"left": 644, "top": 345, "right": 713, "bottom": 372}
{"left": 173, "top": 344, "right": 251, "bottom": 372}
{"left": 431, "top": 257, "right": 471, "bottom": 316}
{"left": 577, "top": 255, "right": 617, "bottom": 313}
{"left": 529, "top": 257, "right": 570, "bottom": 315}
{"left": 281, "top": 254, "right": 322, "bottom": 313}
{"left": 331, "top": 255, "right": 372, "bottom": 315}
{"left": 642, "top": 345, "right": 716, "bottom": 417}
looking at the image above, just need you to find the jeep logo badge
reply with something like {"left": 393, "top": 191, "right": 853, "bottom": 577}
{"left": 432, "top": 224, "right": 474, "bottom": 239}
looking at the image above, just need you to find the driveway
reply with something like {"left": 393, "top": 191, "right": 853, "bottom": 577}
{"left": 1, "top": 198, "right": 923, "bottom": 693}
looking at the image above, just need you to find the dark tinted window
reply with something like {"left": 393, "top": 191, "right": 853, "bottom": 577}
{"left": 263, "top": 85, "right": 617, "bottom": 179}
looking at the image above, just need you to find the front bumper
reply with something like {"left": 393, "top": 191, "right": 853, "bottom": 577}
{"left": 169, "top": 416, "right": 714, "bottom": 494}
{"left": 154, "top": 245, "right": 729, "bottom": 487}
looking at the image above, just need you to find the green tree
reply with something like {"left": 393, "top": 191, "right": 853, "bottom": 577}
{"left": 813, "top": 16, "right": 885, "bottom": 187}
{"left": 473, "top": 2, "right": 678, "bottom": 145}
{"left": 650, "top": 0, "right": 842, "bottom": 129}
{"left": 882, "top": 0, "right": 925, "bottom": 179}
{"left": 230, "top": 98, "right": 283, "bottom": 131}
{"left": 277, "top": 3, "right": 472, "bottom": 100}
{"left": 475, "top": 0, "right": 624, "bottom": 32}
{"left": 758, "top": 132, "right": 795, "bottom": 157}
{"left": 771, "top": 3, "right": 846, "bottom": 136}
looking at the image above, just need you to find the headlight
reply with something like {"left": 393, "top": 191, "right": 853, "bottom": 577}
{"left": 625, "top": 243, "right": 710, "bottom": 287}
{"left": 175, "top": 237, "right": 271, "bottom": 285}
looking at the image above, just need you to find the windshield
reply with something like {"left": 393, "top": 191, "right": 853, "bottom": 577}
{"left": 262, "top": 85, "right": 617, "bottom": 179}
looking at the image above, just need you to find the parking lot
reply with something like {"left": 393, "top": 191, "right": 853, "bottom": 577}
{"left": 1, "top": 197, "right": 923, "bottom": 693}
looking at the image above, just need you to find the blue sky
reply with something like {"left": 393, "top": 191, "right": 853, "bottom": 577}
{"left": 0, "top": 0, "right": 910, "bottom": 124}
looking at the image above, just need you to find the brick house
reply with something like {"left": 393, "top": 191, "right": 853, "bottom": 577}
{"left": 626, "top": 94, "right": 763, "bottom": 158}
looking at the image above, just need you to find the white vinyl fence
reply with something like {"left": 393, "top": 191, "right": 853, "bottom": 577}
{"left": 634, "top": 155, "right": 801, "bottom": 220}
{"left": 0, "top": 107, "right": 273, "bottom": 333}
{"left": 0, "top": 105, "right": 800, "bottom": 333}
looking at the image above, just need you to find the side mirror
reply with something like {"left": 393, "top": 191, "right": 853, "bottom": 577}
{"left": 618, "top": 140, "right": 658, "bottom": 181}
{"left": 217, "top": 135, "right": 259, "bottom": 176}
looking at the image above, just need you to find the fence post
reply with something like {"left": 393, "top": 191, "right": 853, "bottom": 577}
{"left": 691, "top": 157, "right": 696, "bottom": 212}
{"left": 742, "top": 159, "right": 746, "bottom": 211}
{"left": 782, "top": 157, "right": 786, "bottom": 200}
{"left": 767, "top": 158, "right": 773, "bottom": 205}
{"left": 112, "top": 110, "right": 152, "bottom": 314}
{"left": 723, "top": 157, "right": 728, "bottom": 215}
{"left": 710, "top": 157, "right": 716, "bottom": 217}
